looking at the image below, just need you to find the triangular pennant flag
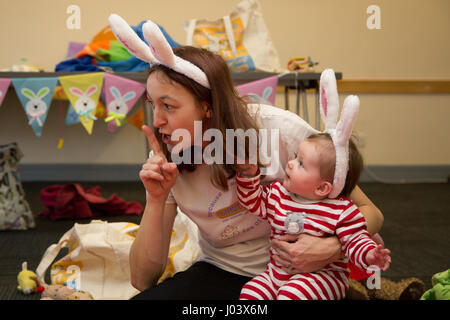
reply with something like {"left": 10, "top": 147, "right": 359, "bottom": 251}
{"left": 236, "top": 75, "right": 279, "bottom": 106}
{"left": 103, "top": 73, "right": 146, "bottom": 133}
{"left": 59, "top": 72, "right": 104, "bottom": 134}
{"left": 127, "top": 105, "right": 145, "bottom": 131}
{"left": 11, "top": 77, "right": 58, "bottom": 138}
{"left": 0, "top": 78, "right": 11, "bottom": 108}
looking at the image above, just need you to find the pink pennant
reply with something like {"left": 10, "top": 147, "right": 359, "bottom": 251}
{"left": 236, "top": 75, "right": 279, "bottom": 106}
{"left": 103, "top": 73, "right": 146, "bottom": 133}
{"left": 0, "top": 78, "right": 11, "bottom": 107}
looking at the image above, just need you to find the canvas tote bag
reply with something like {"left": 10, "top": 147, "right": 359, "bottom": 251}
{"left": 36, "top": 211, "right": 202, "bottom": 299}
{"left": 36, "top": 220, "right": 140, "bottom": 300}
{"left": 0, "top": 143, "right": 35, "bottom": 230}
{"left": 183, "top": 0, "right": 281, "bottom": 73}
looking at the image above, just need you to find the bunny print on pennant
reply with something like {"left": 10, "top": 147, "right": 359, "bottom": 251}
{"left": 69, "top": 86, "right": 98, "bottom": 122}
{"left": 105, "top": 86, "right": 136, "bottom": 126}
{"left": 21, "top": 87, "right": 50, "bottom": 126}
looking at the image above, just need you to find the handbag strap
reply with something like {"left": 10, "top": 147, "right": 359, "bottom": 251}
{"left": 223, "top": 15, "right": 237, "bottom": 57}
{"left": 35, "top": 233, "right": 70, "bottom": 284}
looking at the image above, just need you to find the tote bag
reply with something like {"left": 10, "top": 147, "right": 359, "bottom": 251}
{"left": 36, "top": 212, "right": 202, "bottom": 299}
{"left": 183, "top": 0, "right": 281, "bottom": 73}
{"left": 0, "top": 143, "right": 35, "bottom": 231}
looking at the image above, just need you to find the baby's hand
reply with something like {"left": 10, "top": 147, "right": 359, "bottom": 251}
{"left": 366, "top": 244, "right": 391, "bottom": 271}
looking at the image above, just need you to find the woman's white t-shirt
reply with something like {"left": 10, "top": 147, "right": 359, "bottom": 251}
{"left": 166, "top": 104, "right": 319, "bottom": 277}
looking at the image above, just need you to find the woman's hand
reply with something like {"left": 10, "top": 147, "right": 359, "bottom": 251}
{"left": 271, "top": 233, "right": 342, "bottom": 274}
{"left": 140, "top": 125, "right": 179, "bottom": 201}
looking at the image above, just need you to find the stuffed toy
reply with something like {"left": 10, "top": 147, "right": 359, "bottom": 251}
{"left": 421, "top": 269, "right": 450, "bottom": 300}
{"left": 40, "top": 284, "right": 94, "bottom": 300}
{"left": 17, "top": 262, "right": 44, "bottom": 294}
{"left": 347, "top": 276, "right": 425, "bottom": 300}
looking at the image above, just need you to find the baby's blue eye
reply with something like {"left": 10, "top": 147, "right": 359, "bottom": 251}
{"left": 164, "top": 104, "right": 173, "bottom": 110}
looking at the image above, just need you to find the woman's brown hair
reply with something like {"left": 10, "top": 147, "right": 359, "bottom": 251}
{"left": 147, "top": 46, "right": 261, "bottom": 191}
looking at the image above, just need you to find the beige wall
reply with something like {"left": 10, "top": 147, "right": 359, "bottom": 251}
{"left": 0, "top": 0, "right": 449, "bottom": 166}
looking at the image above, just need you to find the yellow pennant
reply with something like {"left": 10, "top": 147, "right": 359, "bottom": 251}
{"left": 58, "top": 73, "right": 104, "bottom": 134}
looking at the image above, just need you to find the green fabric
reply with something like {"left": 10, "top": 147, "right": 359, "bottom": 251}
{"left": 421, "top": 269, "right": 450, "bottom": 300}
{"left": 96, "top": 41, "right": 132, "bottom": 62}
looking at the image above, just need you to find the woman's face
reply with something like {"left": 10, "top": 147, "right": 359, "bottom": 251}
{"left": 146, "top": 71, "right": 209, "bottom": 152}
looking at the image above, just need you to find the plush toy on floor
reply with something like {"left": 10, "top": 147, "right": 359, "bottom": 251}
{"left": 421, "top": 269, "right": 450, "bottom": 300}
{"left": 40, "top": 284, "right": 94, "bottom": 300}
{"left": 17, "top": 262, "right": 44, "bottom": 294}
{"left": 347, "top": 276, "right": 425, "bottom": 300}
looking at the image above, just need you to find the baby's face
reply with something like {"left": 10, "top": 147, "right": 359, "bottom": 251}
{"left": 283, "top": 140, "right": 323, "bottom": 199}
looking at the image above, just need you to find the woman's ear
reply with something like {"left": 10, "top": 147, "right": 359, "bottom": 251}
{"left": 315, "top": 181, "right": 333, "bottom": 198}
{"left": 202, "top": 102, "right": 211, "bottom": 118}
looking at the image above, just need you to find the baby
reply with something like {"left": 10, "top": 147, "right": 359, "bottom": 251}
{"left": 236, "top": 133, "right": 391, "bottom": 300}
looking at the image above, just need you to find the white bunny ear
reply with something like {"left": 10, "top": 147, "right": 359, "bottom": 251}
{"left": 142, "top": 20, "right": 210, "bottom": 88}
{"left": 320, "top": 69, "right": 339, "bottom": 130}
{"left": 108, "top": 13, "right": 210, "bottom": 89}
{"left": 108, "top": 14, "right": 157, "bottom": 63}
{"left": 335, "top": 95, "right": 360, "bottom": 146}
{"left": 142, "top": 20, "right": 175, "bottom": 67}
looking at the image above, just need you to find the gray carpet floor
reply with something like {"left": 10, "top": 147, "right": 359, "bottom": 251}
{"left": 1, "top": 181, "right": 449, "bottom": 300}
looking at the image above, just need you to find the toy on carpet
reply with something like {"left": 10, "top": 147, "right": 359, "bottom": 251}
{"left": 40, "top": 284, "right": 94, "bottom": 300}
{"left": 17, "top": 262, "right": 44, "bottom": 294}
{"left": 421, "top": 269, "right": 450, "bottom": 300}
{"left": 347, "top": 276, "right": 425, "bottom": 300}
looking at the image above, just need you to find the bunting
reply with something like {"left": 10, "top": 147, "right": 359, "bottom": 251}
{"left": 0, "top": 73, "right": 282, "bottom": 145}
{"left": 236, "top": 75, "right": 278, "bottom": 106}
{"left": 58, "top": 72, "right": 104, "bottom": 134}
{"left": 11, "top": 77, "right": 58, "bottom": 138}
{"left": 103, "top": 73, "right": 146, "bottom": 132}
{"left": 0, "top": 78, "right": 11, "bottom": 108}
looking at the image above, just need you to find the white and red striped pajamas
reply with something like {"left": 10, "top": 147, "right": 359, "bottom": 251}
{"left": 236, "top": 172, "right": 377, "bottom": 300}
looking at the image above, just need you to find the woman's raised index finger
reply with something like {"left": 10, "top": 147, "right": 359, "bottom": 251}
{"left": 142, "top": 125, "right": 164, "bottom": 156}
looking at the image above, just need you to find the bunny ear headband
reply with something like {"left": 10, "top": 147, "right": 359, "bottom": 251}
{"left": 319, "top": 69, "right": 360, "bottom": 198}
{"left": 108, "top": 14, "right": 210, "bottom": 89}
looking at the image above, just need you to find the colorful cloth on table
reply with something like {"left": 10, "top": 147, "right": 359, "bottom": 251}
{"left": 39, "top": 184, "right": 143, "bottom": 220}
{"left": 55, "top": 22, "right": 180, "bottom": 72}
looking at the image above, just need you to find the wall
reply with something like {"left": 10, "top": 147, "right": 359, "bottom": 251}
{"left": 0, "top": 0, "right": 449, "bottom": 178}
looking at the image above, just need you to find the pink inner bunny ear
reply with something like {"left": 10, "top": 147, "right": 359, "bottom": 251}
{"left": 86, "top": 86, "right": 98, "bottom": 96}
{"left": 142, "top": 20, "right": 175, "bottom": 67}
{"left": 336, "top": 95, "right": 360, "bottom": 144}
{"left": 70, "top": 87, "right": 83, "bottom": 97}
{"left": 321, "top": 87, "right": 328, "bottom": 116}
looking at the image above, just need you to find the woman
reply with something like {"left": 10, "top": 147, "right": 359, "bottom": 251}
{"left": 108, "top": 16, "right": 384, "bottom": 300}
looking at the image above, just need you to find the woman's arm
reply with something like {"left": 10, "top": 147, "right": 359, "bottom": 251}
{"left": 349, "top": 185, "right": 384, "bottom": 235}
{"left": 129, "top": 200, "right": 177, "bottom": 291}
{"left": 130, "top": 125, "right": 180, "bottom": 290}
